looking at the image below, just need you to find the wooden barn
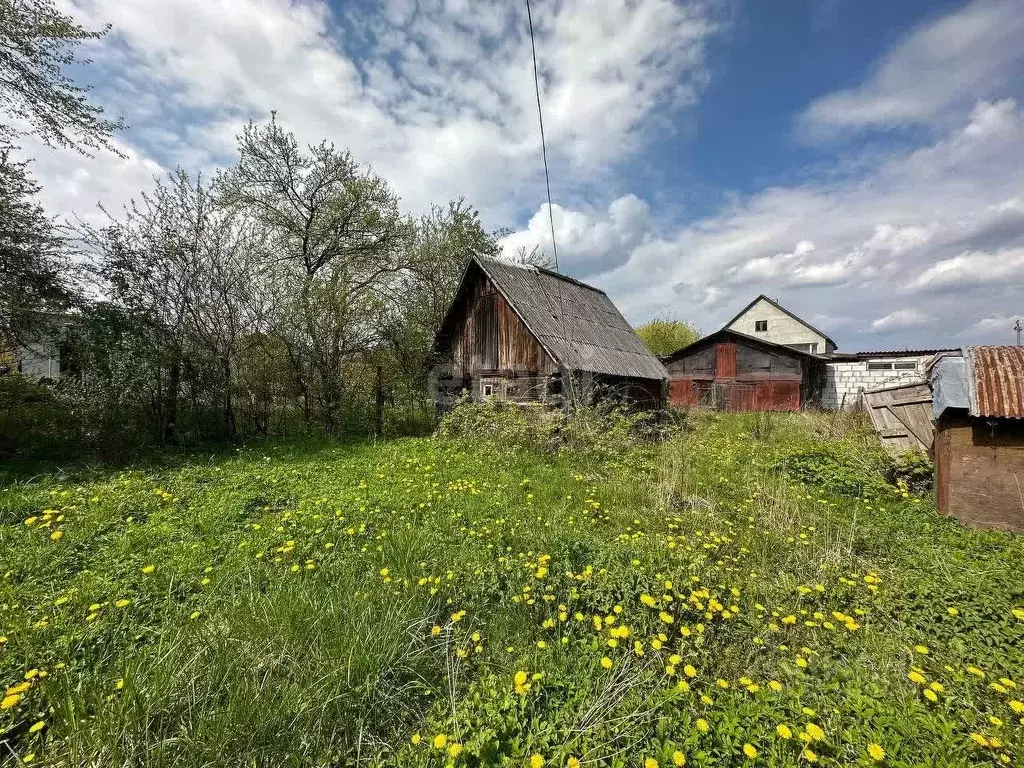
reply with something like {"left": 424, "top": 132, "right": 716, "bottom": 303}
{"left": 429, "top": 256, "right": 667, "bottom": 411}
{"left": 663, "top": 328, "right": 827, "bottom": 411}
{"left": 931, "top": 346, "right": 1024, "bottom": 532}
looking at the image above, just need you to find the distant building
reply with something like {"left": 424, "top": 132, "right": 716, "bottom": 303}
{"left": 430, "top": 256, "right": 667, "bottom": 411}
{"left": 1, "top": 314, "right": 70, "bottom": 380}
{"left": 724, "top": 294, "right": 837, "bottom": 355}
{"left": 662, "top": 328, "right": 827, "bottom": 411}
{"left": 822, "top": 349, "right": 954, "bottom": 410}
{"left": 931, "top": 346, "right": 1024, "bottom": 532}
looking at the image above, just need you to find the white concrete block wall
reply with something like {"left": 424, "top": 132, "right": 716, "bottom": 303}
{"left": 822, "top": 355, "right": 931, "bottom": 409}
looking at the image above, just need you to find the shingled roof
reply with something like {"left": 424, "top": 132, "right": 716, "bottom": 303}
{"left": 438, "top": 256, "right": 667, "bottom": 381}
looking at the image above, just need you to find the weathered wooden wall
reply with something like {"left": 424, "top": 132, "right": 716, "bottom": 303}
{"left": 666, "top": 337, "right": 817, "bottom": 411}
{"left": 935, "top": 412, "right": 1024, "bottom": 532}
{"left": 432, "top": 273, "right": 558, "bottom": 407}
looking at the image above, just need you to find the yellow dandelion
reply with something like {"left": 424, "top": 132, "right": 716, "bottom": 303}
{"left": 448, "top": 743, "right": 463, "bottom": 758}
{"left": 696, "top": 718, "right": 710, "bottom": 734}
{"left": 769, "top": 680, "right": 783, "bottom": 692}
{"left": 568, "top": 758, "right": 581, "bottom": 768}
{"left": 672, "top": 751, "right": 686, "bottom": 767}
{"left": 433, "top": 734, "right": 448, "bottom": 750}
{"left": 530, "top": 754, "right": 545, "bottom": 768}
{"left": 776, "top": 724, "right": 793, "bottom": 739}
{"left": 29, "top": 720, "right": 45, "bottom": 733}
{"left": 914, "top": 645, "right": 929, "bottom": 655}
{"left": 411, "top": 733, "right": 421, "bottom": 745}
{"left": 805, "top": 723, "right": 825, "bottom": 742}
{"left": 742, "top": 743, "right": 758, "bottom": 759}
{"left": 867, "top": 743, "right": 885, "bottom": 761}
{"left": 1, "top": 694, "right": 20, "bottom": 710}
{"left": 600, "top": 656, "right": 613, "bottom": 670}
{"left": 141, "top": 565, "right": 155, "bottom": 574}
{"left": 645, "top": 759, "right": 659, "bottom": 768}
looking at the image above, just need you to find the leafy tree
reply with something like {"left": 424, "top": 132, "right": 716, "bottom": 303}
{"left": 635, "top": 314, "right": 701, "bottom": 356}
{"left": 217, "top": 116, "right": 413, "bottom": 435}
{"left": 0, "top": 0, "right": 123, "bottom": 153}
{"left": 0, "top": 145, "right": 73, "bottom": 345}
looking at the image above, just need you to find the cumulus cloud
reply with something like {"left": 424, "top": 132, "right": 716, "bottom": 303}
{"left": 870, "top": 308, "right": 933, "bottom": 332}
{"left": 800, "top": 0, "right": 1024, "bottom": 135}
{"left": 505, "top": 96, "right": 1024, "bottom": 348}
{"left": 25, "top": 0, "right": 725, "bottom": 224}
{"left": 499, "top": 195, "right": 652, "bottom": 273}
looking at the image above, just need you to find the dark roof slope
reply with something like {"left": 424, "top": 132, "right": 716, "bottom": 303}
{"left": 438, "top": 256, "right": 667, "bottom": 381}
{"left": 723, "top": 294, "right": 837, "bottom": 350}
{"left": 661, "top": 327, "right": 825, "bottom": 364}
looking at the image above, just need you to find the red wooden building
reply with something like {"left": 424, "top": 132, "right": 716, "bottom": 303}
{"left": 663, "top": 329, "right": 827, "bottom": 411}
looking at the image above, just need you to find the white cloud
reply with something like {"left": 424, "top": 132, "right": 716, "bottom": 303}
{"left": 505, "top": 97, "right": 1024, "bottom": 348}
{"left": 910, "top": 247, "right": 1024, "bottom": 291}
{"left": 800, "top": 0, "right": 1024, "bottom": 135}
{"left": 27, "top": 0, "right": 725, "bottom": 224}
{"left": 498, "top": 194, "right": 652, "bottom": 273}
{"left": 970, "top": 314, "right": 1021, "bottom": 335}
{"left": 871, "top": 308, "right": 933, "bottom": 332}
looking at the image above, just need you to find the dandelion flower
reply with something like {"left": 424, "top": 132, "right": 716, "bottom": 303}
{"left": 696, "top": 718, "right": 709, "bottom": 734}
{"left": 141, "top": 565, "right": 155, "bottom": 574}
{"left": 907, "top": 671, "right": 926, "bottom": 685}
{"left": 530, "top": 754, "right": 545, "bottom": 768}
{"left": 776, "top": 724, "right": 793, "bottom": 739}
{"left": 1, "top": 694, "right": 20, "bottom": 709}
{"left": 600, "top": 656, "right": 613, "bottom": 670}
{"left": 768, "top": 680, "right": 783, "bottom": 692}
{"left": 29, "top": 721, "right": 45, "bottom": 733}
{"left": 50, "top": 530, "right": 63, "bottom": 541}
{"left": 672, "top": 751, "right": 686, "bottom": 766}
{"left": 568, "top": 759, "right": 581, "bottom": 768}
{"left": 645, "top": 759, "right": 659, "bottom": 768}
{"left": 433, "top": 734, "right": 448, "bottom": 750}
{"left": 115, "top": 599, "right": 130, "bottom": 608}
{"left": 914, "top": 645, "right": 929, "bottom": 655}
{"left": 411, "top": 733, "right": 421, "bottom": 745}
{"left": 923, "top": 688, "right": 938, "bottom": 702}
{"left": 867, "top": 743, "right": 885, "bottom": 761}
{"left": 683, "top": 664, "right": 697, "bottom": 678}
{"left": 804, "top": 723, "right": 825, "bottom": 742}
{"left": 448, "top": 743, "right": 463, "bottom": 757}
{"left": 742, "top": 743, "right": 758, "bottom": 759}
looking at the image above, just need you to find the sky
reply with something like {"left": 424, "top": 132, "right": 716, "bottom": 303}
{"left": 22, "top": 0, "right": 1024, "bottom": 351}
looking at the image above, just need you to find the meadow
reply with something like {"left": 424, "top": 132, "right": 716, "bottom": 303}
{"left": 1, "top": 407, "right": 1022, "bottom": 767}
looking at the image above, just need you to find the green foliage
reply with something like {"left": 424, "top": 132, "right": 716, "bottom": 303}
{"left": 887, "top": 449, "right": 934, "bottom": 495}
{"left": 635, "top": 314, "right": 701, "bottom": 357}
{"left": 0, "top": 0, "right": 123, "bottom": 153}
{"left": 1, "top": 412, "right": 1021, "bottom": 766}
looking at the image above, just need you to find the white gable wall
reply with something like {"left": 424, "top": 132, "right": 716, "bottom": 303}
{"left": 727, "top": 298, "right": 832, "bottom": 353}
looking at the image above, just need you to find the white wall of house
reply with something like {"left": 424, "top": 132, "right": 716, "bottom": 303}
{"left": 16, "top": 341, "right": 61, "bottom": 379}
{"left": 727, "top": 298, "right": 832, "bottom": 353}
{"left": 822, "top": 355, "right": 932, "bottom": 409}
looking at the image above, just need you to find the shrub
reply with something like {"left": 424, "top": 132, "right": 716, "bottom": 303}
{"left": 887, "top": 449, "right": 934, "bottom": 495}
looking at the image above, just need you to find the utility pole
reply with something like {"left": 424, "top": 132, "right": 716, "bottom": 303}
{"left": 1015, "top": 319, "right": 1023, "bottom": 347}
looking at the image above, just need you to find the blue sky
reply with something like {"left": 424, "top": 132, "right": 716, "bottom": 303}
{"left": 25, "top": 0, "right": 1024, "bottom": 350}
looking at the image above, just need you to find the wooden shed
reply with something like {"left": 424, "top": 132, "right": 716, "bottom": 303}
{"left": 662, "top": 328, "right": 827, "bottom": 411}
{"left": 429, "top": 256, "right": 667, "bottom": 411}
{"left": 932, "top": 346, "right": 1024, "bottom": 532}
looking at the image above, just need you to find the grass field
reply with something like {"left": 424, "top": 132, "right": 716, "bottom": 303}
{"left": 1, "top": 410, "right": 1022, "bottom": 767}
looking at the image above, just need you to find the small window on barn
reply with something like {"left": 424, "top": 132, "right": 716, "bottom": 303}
{"left": 754, "top": 320, "right": 768, "bottom": 332}
{"left": 867, "top": 362, "right": 894, "bottom": 370}
{"left": 481, "top": 383, "right": 494, "bottom": 399}
{"left": 894, "top": 361, "right": 918, "bottom": 370}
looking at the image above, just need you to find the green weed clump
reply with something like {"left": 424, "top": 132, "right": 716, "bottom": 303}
{"left": 0, "top": 412, "right": 1021, "bottom": 767}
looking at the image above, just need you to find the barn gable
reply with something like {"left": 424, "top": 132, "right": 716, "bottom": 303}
{"left": 431, "top": 256, "right": 666, "bottom": 409}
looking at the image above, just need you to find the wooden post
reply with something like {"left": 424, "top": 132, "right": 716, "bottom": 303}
{"left": 375, "top": 365, "right": 384, "bottom": 436}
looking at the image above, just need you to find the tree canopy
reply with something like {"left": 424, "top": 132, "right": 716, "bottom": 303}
{"left": 635, "top": 315, "right": 701, "bottom": 357}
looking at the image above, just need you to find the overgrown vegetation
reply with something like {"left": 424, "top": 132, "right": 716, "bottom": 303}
{"left": 1, "top": 409, "right": 1020, "bottom": 767}
{"left": 635, "top": 315, "right": 702, "bottom": 357}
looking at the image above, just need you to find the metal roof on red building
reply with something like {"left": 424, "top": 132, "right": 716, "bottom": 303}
{"left": 969, "top": 346, "right": 1024, "bottom": 419}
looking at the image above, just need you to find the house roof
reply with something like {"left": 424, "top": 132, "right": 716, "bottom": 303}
{"left": 824, "top": 348, "right": 957, "bottom": 362}
{"left": 931, "top": 346, "right": 1024, "bottom": 420}
{"left": 661, "top": 327, "right": 826, "bottom": 364}
{"left": 437, "top": 256, "right": 667, "bottom": 381}
{"left": 968, "top": 346, "right": 1024, "bottom": 419}
{"left": 724, "top": 294, "right": 837, "bottom": 350}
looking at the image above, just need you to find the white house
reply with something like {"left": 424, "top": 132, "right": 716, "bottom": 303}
{"left": 720, "top": 294, "right": 953, "bottom": 409}
{"left": 724, "top": 294, "right": 837, "bottom": 354}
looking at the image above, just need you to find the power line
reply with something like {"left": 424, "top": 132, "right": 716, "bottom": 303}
{"left": 525, "top": 0, "right": 559, "bottom": 274}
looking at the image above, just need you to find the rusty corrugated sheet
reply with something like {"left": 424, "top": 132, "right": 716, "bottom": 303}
{"left": 969, "top": 346, "right": 1024, "bottom": 419}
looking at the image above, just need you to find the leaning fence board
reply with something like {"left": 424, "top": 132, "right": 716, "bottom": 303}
{"left": 863, "top": 383, "right": 934, "bottom": 454}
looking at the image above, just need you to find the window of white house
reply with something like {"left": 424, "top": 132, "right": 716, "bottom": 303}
{"left": 867, "top": 360, "right": 918, "bottom": 371}
{"left": 481, "top": 383, "right": 494, "bottom": 398}
{"left": 754, "top": 320, "right": 768, "bottom": 332}
{"left": 785, "top": 342, "right": 818, "bottom": 353}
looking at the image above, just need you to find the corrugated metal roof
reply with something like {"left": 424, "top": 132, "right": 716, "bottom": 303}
{"left": 476, "top": 257, "right": 667, "bottom": 381}
{"left": 968, "top": 346, "right": 1024, "bottom": 419}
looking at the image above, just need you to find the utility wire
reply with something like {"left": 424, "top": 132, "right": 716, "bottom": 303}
{"left": 526, "top": 0, "right": 575, "bottom": 407}
{"left": 525, "top": 0, "right": 559, "bottom": 274}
